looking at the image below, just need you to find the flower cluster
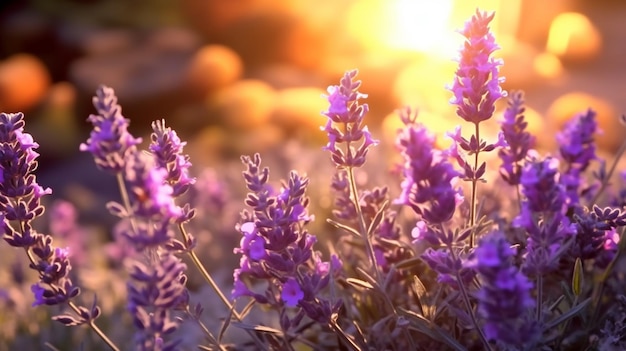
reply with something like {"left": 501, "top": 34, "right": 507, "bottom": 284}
{"left": 127, "top": 252, "right": 188, "bottom": 351}
{"left": 79, "top": 85, "right": 142, "bottom": 173}
{"left": 4, "top": 8, "right": 626, "bottom": 351}
{"left": 557, "top": 109, "right": 598, "bottom": 205}
{"left": 233, "top": 154, "right": 341, "bottom": 328}
{"left": 395, "top": 107, "right": 461, "bottom": 225}
{"left": 449, "top": 10, "right": 506, "bottom": 125}
{"left": 499, "top": 91, "right": 536, "bottom": 186}
{"left": 516, "top": 157, "right": 577, "bottom": 275}
{"left": 321, "top": 69, "right": 378, "bottom": 168}
{"left": 79, "top": 87, "right": 190, "bottom": 350}
{"left": 0, "top": 112, "right": 99, "bottom": 324}
{"left": 467, "top": 232, "right": 536, "bottom": 346}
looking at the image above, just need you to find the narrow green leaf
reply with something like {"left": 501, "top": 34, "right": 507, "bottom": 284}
{"left": 327, "top": 218, "right": 361, "bottom": 238}
{"left": 355, "top": 267, "right": 380, "bottom": 290}
{"left": 545, "top": 298, "right": 592, "bottom": 330}
{"left": 398, "top": 307, "right": 467, "bottom": 351}
{"left": 231, "top": 322, "right": 284, "bottom": 336}
{"left": 572, "top": 257, "right": 583, "bottom": 297}
{"left": 346, "top": 278, "right": 374, "bottom": 290}
{"left": 394, "top": 256, "right": 423, "bottom": 270}
{"left": 366, "top": 201, "right": 388, "bottom": 237}
{"left": 412, "top": 275, "right": 427, "bottom": 303}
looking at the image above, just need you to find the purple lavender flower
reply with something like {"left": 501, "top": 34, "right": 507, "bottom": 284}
{"left": 0, "top": 112, "right": 100, "bottom": 326}
{"left": 149, "top": 120, "right": 196, "bottom": 199}
{"left": 516, "top": 157, "right": 577, "bottom": 275}
{"left": 127, "top": 251, "right": 188, "bottom": 351}
{"left": 80, "top": 85, "right": 142, "bottom": 173}
{"left": 117, "top": 152, "right": 181, "bottom": 250}
{"left": 557, "top": 109, "right": 598, "bottom": 205}
{"left": 449, "top": 10, "right": 506, "bottom": 125}
{"left": 234, "top": 153, "right": 341, "bottom": 328}
{"left": 466, "top": 232, "right": 536, "bottom": 346}
{"left": 570, "top": 206, "right": 626, "bottom": 265}
{"left": 321, "top": 69, "right": 378, "bottom": 168}
{"left": 394, "top": 107, "right": 461, "bottom": 224}
{"left": 499, "top": 91, "right": 535, "bottom": 186}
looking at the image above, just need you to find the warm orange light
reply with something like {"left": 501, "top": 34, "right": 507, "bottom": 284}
{"left": 546, "top": 12, "right": 602, "bottom": 62}
{"left": 346, "top": 0, "right": 521, "bottom": 57}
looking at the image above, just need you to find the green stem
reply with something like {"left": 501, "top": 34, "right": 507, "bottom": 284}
{"left": 177, "top": 223, "right": 266, "bottom": 349}
{"left": 116, "top": 173, "right": 137, "bottom": 233}
{"left": 469, "top": 122, "right": 480, "bottom": 248}
{"left": 185, "top": 307, "right": 227, "bottom": 351}
{"left": 347, "top": 166, "right": 382, "bottom": 283}
{"left": 444, "top": 231, "right": 491, "bottom": 351}
{"left": 178, "top": 224, "right": 240, "bottom": 319}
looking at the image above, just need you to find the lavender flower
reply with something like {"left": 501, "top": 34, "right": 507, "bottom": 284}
{"left": 557, "top": 109, "right": 598, "bottom": 205}
{"left": 467, "top": 232, "right": 535, "bottom": 346}
{"left": 112, "top": 151, "right": 190, "bottom": 349}
{"left": 116, "top": 152, "right": 181, "bottom": 250}
{"left": 571, "top": 206, "right": 626, "bottom": 265}
{"left": 234, "top": 154, "right": 341, "bottom": 328}
{"left": 127, "top": 251, "right": 188, "bottom": 351}
{"left": 394, "top": 107, "right": 461, "bottom": 225}
{"left": 516, "top": 157, "right": 577, "bottom": 275}
{"left": 499, "top": 91, "right": 535, "bottom": 186}
{"left": 321, "top": 69, "right": 378, "bottom": 168}
{"left": 80, "top": 85, "right": 142, "bottom": 173}
{"left": 449, "top": 10, "right": 506, "bottom": 125}
{"left": 149, "top": 120, "right": 196, "bottom": 200}
{"left": 0, "top": 112, "right": 99, "bottom": 326}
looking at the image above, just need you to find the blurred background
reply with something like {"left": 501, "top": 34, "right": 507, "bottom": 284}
{"left": 0, "top": 0, "right": 625, "bottom": 194}
{"left": 1, "top": 1, "right": 626, "bottom": 348}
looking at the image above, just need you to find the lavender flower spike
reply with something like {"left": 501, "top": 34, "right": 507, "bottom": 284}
{"left": 467, "top": 232, "right": 536, "bottom": 346}
{"left": 321, "top": 69, "right": 378, "bottom": 168}
{"left": 557, "top": 109, "right": 598, "bottom": 205}
{"left": 150, "top": 120, "right": 196, "bottom": 199}
{"left": 516, "top": 157, "right": 577, "bottom": 275}
{"left": 395, "top": 107, "right": 461, "bottom": 224}
{"left": 499, "top": 91, "right": 535, "bottom": 186}
{"left": 80, "top": 85, "right": 142, "bottom": 173}
{"left": 450, "top": 10, "right": 506, "bottom": 125}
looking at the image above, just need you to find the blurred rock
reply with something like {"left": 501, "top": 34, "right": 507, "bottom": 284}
{"left": 178, "top": 0, "right": 268, "bottom": 41}
{"left": 546, "top": 92, "right": 621, "bottom": 152}
{"left": 270, "top": 87, "right": 328, "bottom": 145}
{"left": 79, "top": 28, "right": 136, "bottom": 56}
{"left": 32, "top": 82, "right": 80, "bottom": 158}
{"left": 144, "top": 26, "right": 202, "bottom": 54}
{"left": 70, "top": 27, "right": 201, "bottom": 130}
{"left": 221, "top": 9, "right": 329, "bottom": 69}
{"left": 0, "top": 53, "right": 51, "bottom": 112}
{"left": 183, "top": 45, "right": 243, "bottom": 101}
{"left": 248, "top": 64, "right": 324, "bottom": 90}
{"left": 546, "top": 12, "right": 602, "bottom": 65}
{"left": 206, "top": 79, "right": 276, "bottom": 131}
